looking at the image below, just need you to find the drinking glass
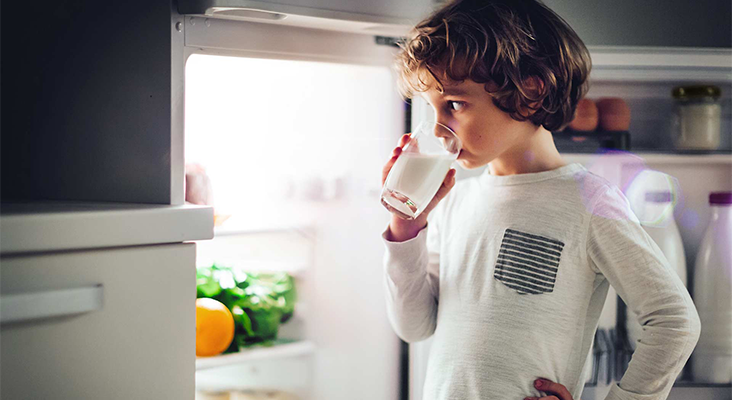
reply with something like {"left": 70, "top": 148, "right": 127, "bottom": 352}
{"left": 380, "top": 120, "right": 461, "bottom": 220}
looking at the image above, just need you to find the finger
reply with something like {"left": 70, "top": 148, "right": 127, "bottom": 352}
{"left": 381, "top": 147, "right": 403, "bottom": 185}
{"left": 534, "top": 379, "right": 573, "bottom": 400}
{"left": 398, "top": 133, "right": 411, "bottom": 147}
{"left": 421, "top": 168, "right": 456, "bottom": 215}
{"left": 399, "top": 132, "right": 420, "bottom": 153}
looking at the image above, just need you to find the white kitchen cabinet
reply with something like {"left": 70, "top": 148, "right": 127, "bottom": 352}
{"left": 0, "top": 201, "right": 213, "bottom": 398}
{"left": 0, "top": 243, "right": 196, "bottom": 400}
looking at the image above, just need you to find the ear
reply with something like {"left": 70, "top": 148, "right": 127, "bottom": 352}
{"left": 517, "top": 76, "right": 545, "bottom": 118}
{"left": 525, "top": 76, "right": 545, "bottom": 96}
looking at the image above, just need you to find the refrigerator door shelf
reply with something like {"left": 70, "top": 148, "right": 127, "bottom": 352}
{"left": 196, "top": 339, "right": 316, "bottom": 371}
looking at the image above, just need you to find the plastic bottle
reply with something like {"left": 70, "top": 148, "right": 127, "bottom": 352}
{"left": 628, "top": 191, "right": 688, "bottom": 339}
{"left": 639, "top": 191, "right": 688, "bottom": 286}
{"left": 692, "top": 192, "right": 732, "bottom": 383}
{"left": 626, "top": 191, "right": 688, "bottom": 381}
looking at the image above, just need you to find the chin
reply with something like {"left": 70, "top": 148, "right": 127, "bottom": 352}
{"left": 456, "top": 152, "right": 488, "bottom": 169}
{"left": 457, "top": 159, "right": 481, "bottom": 170}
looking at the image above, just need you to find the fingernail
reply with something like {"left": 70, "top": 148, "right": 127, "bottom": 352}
{"left": 534, "top": 379, "right": 542, "bottom": 388}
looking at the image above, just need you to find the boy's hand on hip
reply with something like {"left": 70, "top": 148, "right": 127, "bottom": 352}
{"left": 382, "top": 133, "right": 457, "bottom": 242}
{"left": 525, "top": 378, "right": 577, "bottom": 400}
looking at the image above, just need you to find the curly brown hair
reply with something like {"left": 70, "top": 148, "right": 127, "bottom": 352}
{"left": 396, "top": 0, "right": 591, "bottom": 131}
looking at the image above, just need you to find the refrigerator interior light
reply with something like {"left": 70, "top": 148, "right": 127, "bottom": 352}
{"left": 209, "top": 7, "right": 288, "bottom": 21}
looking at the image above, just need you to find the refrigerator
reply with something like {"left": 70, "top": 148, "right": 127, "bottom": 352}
{"left": 182, "top": 13, "right": 732, "bottom": 400}
{"left": 1, "top": 1, "right": 730, "bottom": 399}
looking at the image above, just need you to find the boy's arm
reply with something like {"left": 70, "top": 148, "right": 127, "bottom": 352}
{"left": 587, "top": 185, "right": 701, "bottom": 400}
{"left": 382, "top": 213, "right": 441, "bottom": 343}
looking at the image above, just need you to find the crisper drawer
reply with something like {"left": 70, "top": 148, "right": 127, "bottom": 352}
{"left": 0, "top": 243, "right": 196, "bottom": 400}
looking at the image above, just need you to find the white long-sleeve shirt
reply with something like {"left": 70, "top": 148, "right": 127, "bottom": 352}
{"left": 382, "top": 163, "right": 700, "bottom": 400}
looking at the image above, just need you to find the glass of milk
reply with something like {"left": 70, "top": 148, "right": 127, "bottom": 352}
{"left": 380, "top": 120, "right": 461, "bottom": 220}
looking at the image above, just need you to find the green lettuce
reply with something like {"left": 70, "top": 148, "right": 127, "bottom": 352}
{"left": 196, "top": 265, "right": 297, "bottom": 352}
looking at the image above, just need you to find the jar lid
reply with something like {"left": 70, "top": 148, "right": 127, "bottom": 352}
{"left": 709, "top": 192, "right": 732, "bottom": 205}
{"left": 645, "top": 191, "right": 673, "bottom": 203}
{"left": 672, "top": 85, "right": 721, "bottom": 99}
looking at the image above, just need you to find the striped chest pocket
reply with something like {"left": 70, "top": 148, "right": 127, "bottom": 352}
{"left": 494, "top": 228, "right": 565, "bottom": 295}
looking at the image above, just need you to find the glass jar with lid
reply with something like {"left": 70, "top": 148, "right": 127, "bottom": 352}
{"left": 671, "top": 85, "right": 722, "bottom": 151}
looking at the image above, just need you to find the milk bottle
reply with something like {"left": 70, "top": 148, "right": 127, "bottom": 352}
{"left": 692, "top": 191, "right": 732, "bottom": 383}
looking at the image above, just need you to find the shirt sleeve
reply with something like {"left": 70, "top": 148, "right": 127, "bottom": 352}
{"left": 382, "top": 211, "right": 441, "bottom": 343}
{"left": 587, "top": 185, "right": 701, "bottom": 400}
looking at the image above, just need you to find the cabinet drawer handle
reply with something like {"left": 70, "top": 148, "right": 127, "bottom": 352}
{"left": 1, "top": 285, "right": 103, "bottom": 324}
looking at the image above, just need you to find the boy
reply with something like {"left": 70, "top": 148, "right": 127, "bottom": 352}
{"left": 380, "top": 1, "right": 701, "bottom": 399}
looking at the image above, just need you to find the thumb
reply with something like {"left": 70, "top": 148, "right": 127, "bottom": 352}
{"left": 421, "top": 168, "right": 457, "bottom": 216}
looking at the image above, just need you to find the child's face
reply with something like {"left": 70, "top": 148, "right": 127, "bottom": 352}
{"left": 421, "top": 79, "right": 539, "bottom": 170}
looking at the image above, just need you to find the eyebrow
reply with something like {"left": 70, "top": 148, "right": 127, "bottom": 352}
{"left": 442, "top": 87, "right": 468, "bottom": 96}
{"left": 420, "top": 87, "right": 468, "bottom": 105}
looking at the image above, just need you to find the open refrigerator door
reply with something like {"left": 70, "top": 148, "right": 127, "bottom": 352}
{"left": 183, "top": 26, "right": 408, "bottom": 399}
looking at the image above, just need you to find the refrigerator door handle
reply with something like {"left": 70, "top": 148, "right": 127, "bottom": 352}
{"left": 1, "top": 285, "right": 104, "bottom": 324}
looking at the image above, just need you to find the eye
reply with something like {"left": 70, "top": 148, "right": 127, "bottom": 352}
{"left": 448, "top": 101, "right": 464, "bottom": 111}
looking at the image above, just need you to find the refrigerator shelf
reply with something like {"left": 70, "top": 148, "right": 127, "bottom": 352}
{"left": 213, "top": 213, "right": 316, "bottom": 240}
{"left": 671, "top": 382, "right": 732, "bottom": 388}
{"left": 588, "top": 46, "right": 732, "bottom": 83}
{"left": 563, "top": 152, "right": 732, "bottom": 166}
{"left": 214, "top": 224, "right": 316, "bottom": 238}
{"left": 196, "top": 339, "right": 315, "bottom": 371}
{"left": 230, "top": 263, "right": 310, "bottom": 280}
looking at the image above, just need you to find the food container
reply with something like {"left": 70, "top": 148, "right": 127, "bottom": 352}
{"left": 568, "top": 98, "right": 598, "bottom": 131}
{"left": 596, "top": 97, "right": 631, "bottom": 131}
{"left": 671, "top": 85, "right": 722, "bottom": 151}
{"left": 196, "top": 391, "right": 231, "bottom": 400}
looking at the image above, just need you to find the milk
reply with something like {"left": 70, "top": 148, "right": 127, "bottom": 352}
{"left": 382, "top": 153, "right": 455, "bottom": 219}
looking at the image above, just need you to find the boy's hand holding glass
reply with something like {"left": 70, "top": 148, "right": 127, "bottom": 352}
{"left": 381, "top": 121, "right": 460, "bottom": 241}
{"left": 381, "top": 120, "right": 461, "bottom": 217}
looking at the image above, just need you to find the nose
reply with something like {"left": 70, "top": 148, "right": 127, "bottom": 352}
{"left": 433, "top": 122, "right": 461, "bottom": 152}
{"left": 433, "top": 121, "right": 456, "bottom": 139}
{"left": 432, "top": 110, "right": 456, "bottom": 132}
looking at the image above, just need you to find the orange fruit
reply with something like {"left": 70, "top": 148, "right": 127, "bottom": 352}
{"left": 196, "top": 298, "right": 235, "bottom": 357}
